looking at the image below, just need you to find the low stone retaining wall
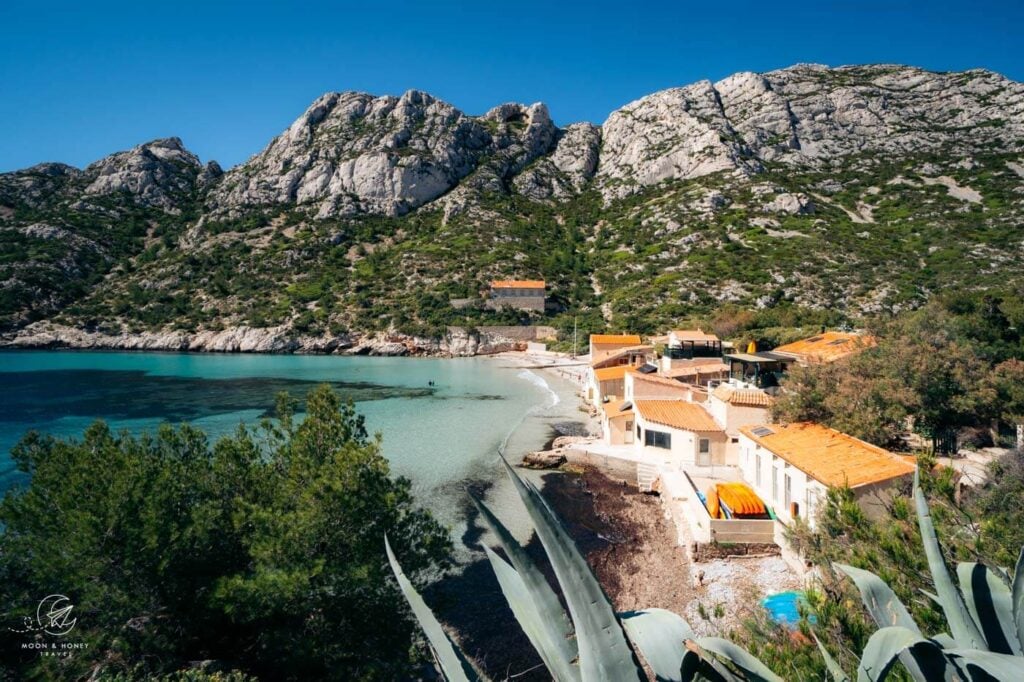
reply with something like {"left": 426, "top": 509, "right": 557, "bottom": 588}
{"left": 691, "top": 542, "right": 780, "bottom": 562}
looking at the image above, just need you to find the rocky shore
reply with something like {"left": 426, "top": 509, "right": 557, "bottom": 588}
{"left": 0, "top": 322, "right": 537, "bottom": 357}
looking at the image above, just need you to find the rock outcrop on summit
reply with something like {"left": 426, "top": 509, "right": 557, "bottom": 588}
{"left": 82, "top": 137, "right": 204, "bottom": 211}
{"left": 206, "top": 91, "right": 559, "bottom": 218}
{"left": 595, "top": 64, "right": 1024, "bottom": 199}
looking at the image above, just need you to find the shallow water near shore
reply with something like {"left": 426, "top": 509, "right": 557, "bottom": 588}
{"left": 0, "top": 350, "right": 585, "bottom": 544}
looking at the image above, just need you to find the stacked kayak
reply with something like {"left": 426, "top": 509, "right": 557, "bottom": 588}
{"left": 703, "top": 482, "right": 769, "bottom": 519}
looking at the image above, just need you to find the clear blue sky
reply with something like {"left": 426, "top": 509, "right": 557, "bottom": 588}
{"left": 1, "top": 0, "right": 1022, "bottom": 172}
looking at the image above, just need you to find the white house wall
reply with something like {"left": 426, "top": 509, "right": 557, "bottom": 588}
{"left": 634, "top": 411, "right": 728, "bottom": 468}
{"left": 738, "top": 433, "right": 825, "bottom": 528}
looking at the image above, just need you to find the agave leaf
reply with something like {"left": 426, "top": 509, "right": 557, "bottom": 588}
{"left": 681, "top": 647, "right": 741, "bottom": 682}
{"left": 620, "top": 609, "right": 695, "bottom": 681}
{"left": 993, "top": 565, "right": 1012, "bottom": 588}
{"left": 945, "top": 648, "right": 1024, "bottom": 681}
{"left": 834, "top": 563, "right": 920, "bottom": 633}
{"left": 914, "top": 469, "right": 988, "bottom": 650}
{"left": 470, "top": 493, "right": 579, "bottom": 680}
{"left": 812, "top": 632, "right": 851, "bottom": 682}
{"left": 482, "top": 546, "right": 580, "bottom": 682}
{"left": 692, "top": 637, "right": 783, "bottom": 682}
{"left": 856, "top": 626, "right": 944, "bottom": 682}
{"left": 1013, "top": 547, "right": 1024, "bottom": 654}
{"left": 931, "top": 633, "right": 956, "bottom": 648}
{"left": 500, "top": 458, "right": 644, "bottom": 681}
{"left": 957, "top": 562, "right": 1020, "bottom": 655}
{"left": 834, "top": 564, "right": 939, "bottom": 681}
{"left": 384, "top": 536, "right": 481, "bottom": 682}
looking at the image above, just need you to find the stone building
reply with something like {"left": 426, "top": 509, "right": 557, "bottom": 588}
{"left": 487, "top": 280, "right": 546, "bottom": 311}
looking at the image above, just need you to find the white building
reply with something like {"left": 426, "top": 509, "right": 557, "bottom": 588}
{"left": 624, "top": 371, "right": 698, "bottom": 402}
{"left": 706, "top": 384, "right": 773, "bottom": 461}
{"left": 633, "top": 400, "right": 728, "bottom": 469}
{"left": 737, "top": 422, "right": 915, "bottom": 529}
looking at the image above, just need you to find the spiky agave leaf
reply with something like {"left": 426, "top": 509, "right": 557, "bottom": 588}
{"left": 813, "top": 632, "right": 851, "bottom": 682}
{"left": 680, "top": 645, "right": 741, "bottom": 682}
{"left": 856, "top": 626, "right": 948, "bottom": 682}
{"left": 944, "top": 648, "right": 1024, "bottom": 680}
{"left": 957, "top": 562, "right": 1021, "bottom": 655}
{"left": 690, "top": 637, "right": 783, "bottom": 682}
{"left": 1013, "top": 547, "right": 1024, "bottom": 654}
{"left": 834, "top": 563, "right": 921, "bottom": 633}
{"left": 836, "top": 563, "right": 942, "bottom": 680}
{"left": 384, "top": 536, "right": 482, "bottom": 682}
{"left": 619, "top": 608, "right": 695, "bottom": 681}
{"left": 914, "top": 469, "right": 988, "bottom": 651}
{"left": 468, "top": 491, "right": 579, "bottom": 680}
{"left": 500, "top": 458, "right": 644, "bottom": 681}
{"left": 481, "top": 546, "right": 580, "bottom": 682}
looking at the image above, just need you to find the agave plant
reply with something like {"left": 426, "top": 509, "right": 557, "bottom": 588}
{"left": 385, "top": 457, "right": 781, "bottom": 681}
{"left": 824, "top": 469, "right": 1024, "bottom": 681}
{"left": 387, "top": 461, "right": 1024, "bottom": 681}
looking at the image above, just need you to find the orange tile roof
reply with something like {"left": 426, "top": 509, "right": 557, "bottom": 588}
{"left": 635, "top": 400, "right": 723, "bottom": 432}
{"left": 601, "top": 399, "right": 634, "bottom": 419}
{"left": 663, "top": 361, "right": 729, "bottom": 378}
{"left": 772, "top": 331, "right": 877, "bottom": 364}
{"left": 491, "top": 280, "right": 545, "bottom": 289}
{"left": 590, "top": 334, "right": 642, "bottom": 346}
{"left": 671, "top": 329, "right": 720, "bottom": 343}
{"left": 593, "top": 365, "right": 633, "bottom": 382}
{"left": 738, "top": 422, "right": 915, "bottom": 488}
{"left": 630, "top": 372, "right": 690, "bottom": 390}
{"left": 712, "top": 384, "right": 774, "bottom": 407}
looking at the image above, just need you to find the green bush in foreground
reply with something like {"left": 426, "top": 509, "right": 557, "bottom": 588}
{"left": 0, "top": 386, "right": 451, "bottom": 681}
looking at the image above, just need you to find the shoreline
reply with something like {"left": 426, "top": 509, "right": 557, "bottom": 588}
{"left": 0, "top": 322, "right": 552, "bottom": 357}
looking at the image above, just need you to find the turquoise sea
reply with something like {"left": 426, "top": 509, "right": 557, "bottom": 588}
{"left": 0, "top": 350, "right": 584, "bottom": 542}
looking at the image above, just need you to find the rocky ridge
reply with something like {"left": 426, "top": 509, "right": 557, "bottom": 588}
{"left": 2, "top": 63, "right": 1024, "bottom": 351}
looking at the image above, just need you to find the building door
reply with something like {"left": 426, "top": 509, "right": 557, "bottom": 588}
{"left": 697, "top": 438, "right": 711, "bottom": 466}
{"left": 625, "top": 420, "right": 634, "bottom": 444}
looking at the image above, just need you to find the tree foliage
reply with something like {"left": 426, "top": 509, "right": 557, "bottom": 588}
{"left": 773, "top": 296, "right": 1022, "bottom": 450}
{"left": 0, "top": 386, "right": 451, "bottom": 681}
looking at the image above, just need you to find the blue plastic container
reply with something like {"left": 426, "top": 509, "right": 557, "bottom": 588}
{"left": 761, "top": 590, "right": 816, "bottom": 628}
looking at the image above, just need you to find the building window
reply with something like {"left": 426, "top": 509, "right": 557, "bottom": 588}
{"left": 636, "top": 424, "right": 641, "bottom": 439}
{"left": 755, "top": 454, "right": 762, "bottom": 487}
{"left": 644, "top": 429, "right": 671, "bottom": 449}
{"left": 772, "top": 468, "right": 778, "bottom": 503}
{"left": 699, "top": 439, "right": 710, "bottom": 454}
{"left": 806, "top": 487, "right": 819, "bottom": 519}
{"left": 784, "top": 474, "right": 792, "bottom": 507}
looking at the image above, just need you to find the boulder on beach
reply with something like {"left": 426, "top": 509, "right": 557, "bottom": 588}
{"left": 521, "top": 450, "right": 567, "bottom": 469}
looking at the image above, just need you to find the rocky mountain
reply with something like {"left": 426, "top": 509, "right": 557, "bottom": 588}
{"left": 205, "top": 90, "right": 558, "bottom": 219}
{"left": 2, "top": 64, "right": 1023, "bottom": 352}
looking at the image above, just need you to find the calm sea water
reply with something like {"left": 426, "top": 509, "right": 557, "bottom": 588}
{"left": 0, "top": 350, "right": 584, "bottom": 542}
